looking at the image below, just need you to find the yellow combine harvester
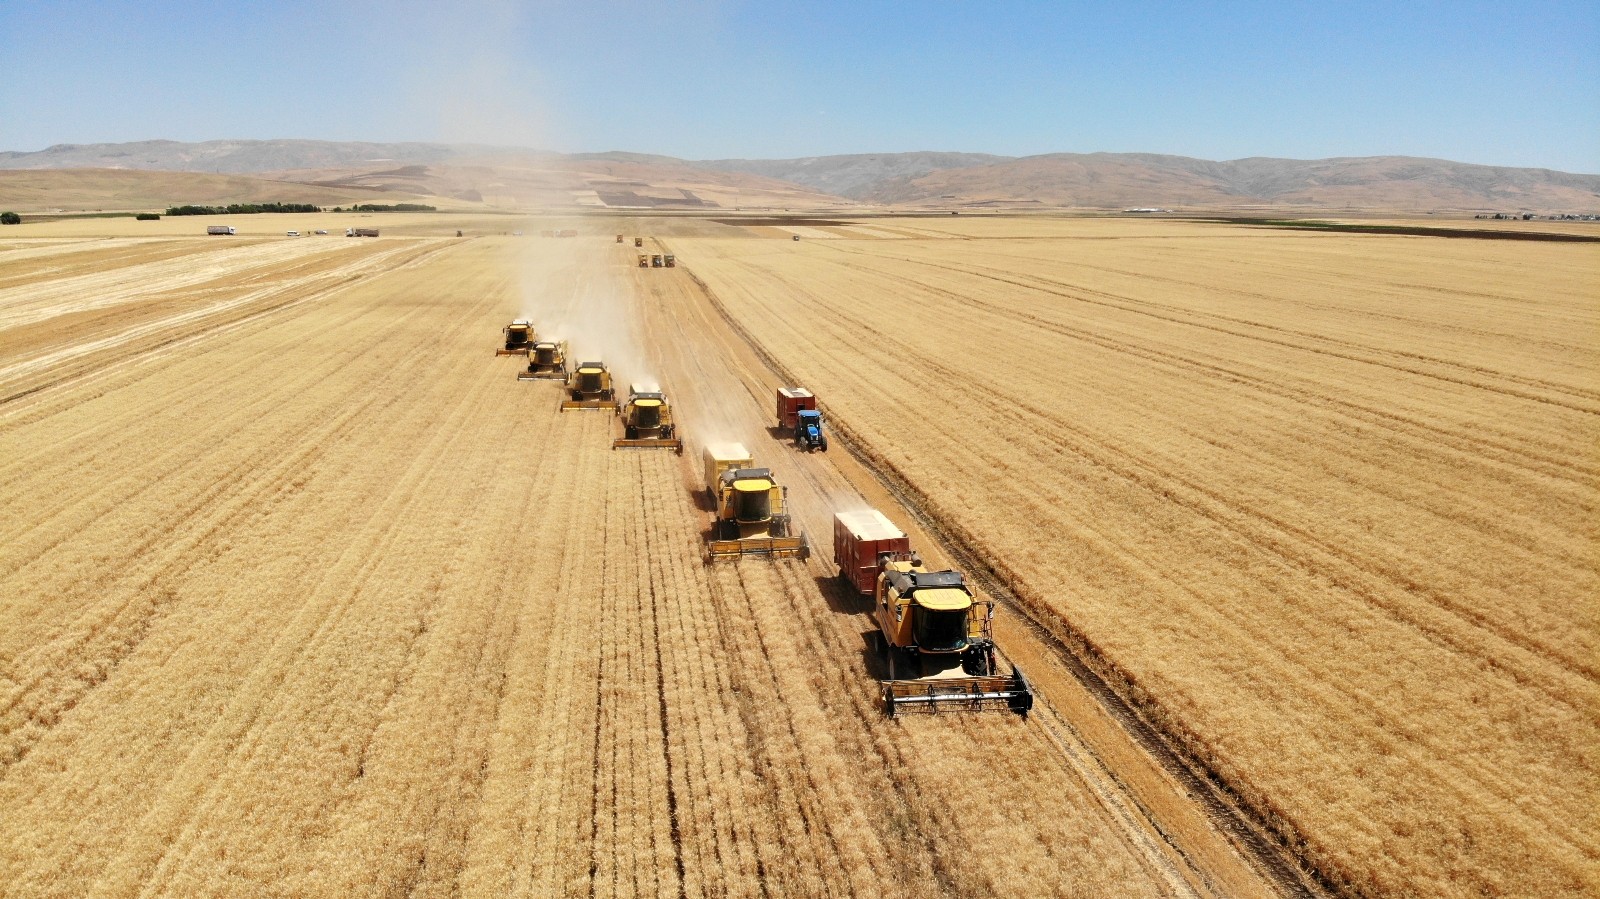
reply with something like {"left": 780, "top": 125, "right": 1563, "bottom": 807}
{"left": 613, "top": 384, "right": 682, "bottom": 452}
{"left": 496, "top": 319, "right": 534, "bottom": 356}
{"left": 518, "top": 339, "right": 569, "bottom": 380}
{"left": 560, "top": 361, "right": 617, "bottom": 411}
{"left": 703, "top": 443, "right": 808, "bottom": 562}
{"left": 871, "top": 555, "right": 1033, "bottom": 717}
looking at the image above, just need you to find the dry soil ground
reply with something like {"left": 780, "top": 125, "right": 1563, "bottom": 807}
{"left": 0, "top": 213, "right": 1594, "bottom": 898}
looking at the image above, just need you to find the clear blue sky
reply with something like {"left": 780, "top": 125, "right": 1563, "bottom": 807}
{"left": 2, "top": 1, "right": 1596, "bottom": 172}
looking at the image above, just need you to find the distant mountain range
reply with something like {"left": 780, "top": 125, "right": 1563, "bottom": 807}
{"left": 3, "top": 140, "right": 1597, "bottom": 212}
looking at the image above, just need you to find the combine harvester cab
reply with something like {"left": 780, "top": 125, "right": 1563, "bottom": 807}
{"left": 703, "top": 444, "right": 808, "bottom": 562}
{"left": 519, "top": 339, "right": 569, "bottom": 380}
{"left": 613, "top": 383, "right": 683, "bottom": 453}
{"left": 497, "top": 319, "right": 534, "bottom": 356}
{"left": 841, "top": 512, "right": 1031, "bottom": 718}
{"left": 561, "top": 361, "right": 618, "bottom": 410}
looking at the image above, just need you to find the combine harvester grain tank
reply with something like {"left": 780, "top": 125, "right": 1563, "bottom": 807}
{"left": 835, "top": 510, "right": 1033, "bottom": 717}
{"left": 613, "top": 384, "right": 682, "bottom": 453}
{"left": 703, "top": 443, "right": 809, "bottom": 562}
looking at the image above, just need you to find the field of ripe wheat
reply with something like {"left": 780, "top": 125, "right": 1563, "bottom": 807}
{"left": 1, "top": 223, "right": 1279, "bottom": 898}
{"left": 675, "top": 217, "right": 1600, "bottom": 898}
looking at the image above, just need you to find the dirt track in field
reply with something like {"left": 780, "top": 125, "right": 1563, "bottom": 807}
{"left": 0, "top": 227, "right": 1308, "bottom": 897}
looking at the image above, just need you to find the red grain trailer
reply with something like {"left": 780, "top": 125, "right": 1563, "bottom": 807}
{"left": 775, "top": 387, "right": 817, "bottom": 429}
{"left": 834, "top": 510, "right": 912, "bottom": 595}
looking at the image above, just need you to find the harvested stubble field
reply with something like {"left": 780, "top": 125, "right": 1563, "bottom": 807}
{"left": 676, "top": 216, "right": 1600, "bottom": 898}
{"left": 0, "top": 222, "right": 1295, "bottom": 898}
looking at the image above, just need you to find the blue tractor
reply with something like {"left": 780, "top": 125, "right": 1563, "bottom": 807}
{"left": 793, "top": 408, "right": 828, "bottom": 452}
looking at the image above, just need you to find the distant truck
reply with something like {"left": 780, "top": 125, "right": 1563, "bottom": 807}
{"left": 775, "top": 387, "right": 817, "bottom": 429}
{"left": 346, "top": 228, "right": 380, "bottom": 237}
{"left": 206, "top": 225, "right": 235, "bottom": 235}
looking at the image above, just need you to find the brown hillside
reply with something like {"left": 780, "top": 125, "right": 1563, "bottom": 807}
{"left": 868, "top": 153, "right": 1600, "bottom": 210}
{"left": 266, "top": 155, "right": 853, "bottom": 211}
{"left": 0, "top": 168, "right": 449, "bottom": 214}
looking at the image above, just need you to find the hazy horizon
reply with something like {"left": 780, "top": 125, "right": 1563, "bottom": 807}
{"left": 6, "top": 139, "right": 1600, "bottom": 177}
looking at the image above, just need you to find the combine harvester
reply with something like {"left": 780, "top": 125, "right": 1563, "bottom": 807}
{"left": 703, "top": 444, "right": 809, "bottom": 562}
{"left": 613, "top": 384, "right": 682, "bottom": 453}
{"left": 497, "top": 319, "right": 534, "bottom": 356}
{"left": 518, "top": 339, "right": 569, "bottom": 380}
{"left": 834, "top": 510, "right": 1033, "bottom": 717}
{"left": 561, "top": 361, "right": 618, "bottom": 410}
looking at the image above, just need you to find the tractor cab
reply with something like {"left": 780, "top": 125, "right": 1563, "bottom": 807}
{"left": 793, "top": 408, "right": 828, "bottom": 452}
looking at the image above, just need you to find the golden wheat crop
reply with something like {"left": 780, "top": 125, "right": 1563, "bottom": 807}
{"left": 0, "top": 223, "right": 1243, "bottom": 897}
{"left": 676, "top": 217, "right": 1600, "bottom": 898}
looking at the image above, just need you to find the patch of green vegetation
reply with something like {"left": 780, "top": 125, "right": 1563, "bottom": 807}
{"left": 347, "top": 203, "right": 437, "bottom": 213}
{"left": 167, "top": 203, "right": 322, "bottom": 216}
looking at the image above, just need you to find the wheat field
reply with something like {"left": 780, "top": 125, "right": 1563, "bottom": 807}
{"left": 0, "top": 223, "right": 1277, "bottom": 898}
{"left": 674, "top": 216, "right": 1600, "bottom": 898}
{"left": 2, "top": 214, "right": 1594, "bottom": 897}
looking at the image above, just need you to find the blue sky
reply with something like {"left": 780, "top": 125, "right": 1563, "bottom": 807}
{"left": 2, "top": 1, "right": 1596, "bottom": 171}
